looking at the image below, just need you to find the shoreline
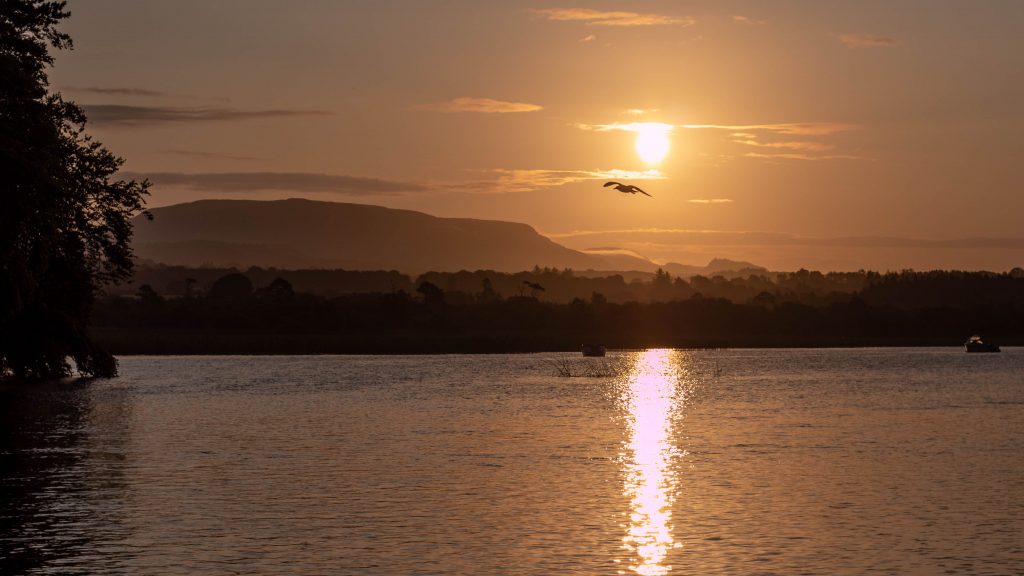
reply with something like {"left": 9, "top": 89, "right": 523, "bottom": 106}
{"left": 93, "top": 329, "right": 1011, "bottom": 355}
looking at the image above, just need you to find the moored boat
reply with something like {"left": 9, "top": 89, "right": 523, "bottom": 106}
{"left": 965, "top": 335, "right": 1000, "bottom": 353}
{"left": 581, "top": 344, "right": 606, "bottom": 357}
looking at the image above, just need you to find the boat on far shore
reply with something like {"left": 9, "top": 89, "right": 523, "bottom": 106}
{"left": 581, "top": 344, "right": 606, "bottom": 357}
{"left": 965, "top": 335, "right": 1000, "bottom": 353}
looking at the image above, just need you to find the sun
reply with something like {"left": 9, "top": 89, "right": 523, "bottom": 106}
{"left": 634, "top": 123, "right": 672, "bottom": 165}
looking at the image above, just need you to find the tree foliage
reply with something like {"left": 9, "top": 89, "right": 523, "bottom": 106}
{"left": 207, "top": 273, "right": 254, "bottom": 302}
{"left": 1, "top": 0, "right": 149, "bottom": 379}
{"left": 88, "top": 269, "right": 1024, "bottom": 354}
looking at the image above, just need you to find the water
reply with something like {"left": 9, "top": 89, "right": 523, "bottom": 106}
{"left": 2, "top": 348, "right": 1022, "bottom": 575}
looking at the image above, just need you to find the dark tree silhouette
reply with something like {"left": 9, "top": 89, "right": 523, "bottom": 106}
{"left": 208, "top": 273, "right": 254, "bottom": 302}
{"left": 255, "top": 277, "right": 295, "bottom": 302}
{"left": 136, "top": 284, "right": 163, "bottom": 306}
{"left": 477, "top": 277, "right": 500, "bottom": 303}
{"left": 417, "top": 281, "right": 445, "bottom": 306}
{"left": 1, "top": 1, "right": 149, "bottom": 379}
{"left": 85, "top": 266, "right": 1024, "bottom": 354}
{"left": 523, "top": 281, "right": 545, "bottom": 298}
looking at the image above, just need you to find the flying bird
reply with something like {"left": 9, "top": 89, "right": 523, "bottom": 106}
{"left": 604, "top": 181, "right": 651, "bottom": 197}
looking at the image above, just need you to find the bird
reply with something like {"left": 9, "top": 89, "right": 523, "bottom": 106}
{"left": 604, "top": 181, "right": 651, "bottom": 197}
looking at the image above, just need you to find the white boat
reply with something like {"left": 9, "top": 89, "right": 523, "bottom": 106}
{"left": 965, "top": 335, "right": 1000, "bottom": 353}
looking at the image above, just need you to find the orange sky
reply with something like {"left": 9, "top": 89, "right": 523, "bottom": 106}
{"left": 53, "top": 1, "right": 1024, "bottom": 271}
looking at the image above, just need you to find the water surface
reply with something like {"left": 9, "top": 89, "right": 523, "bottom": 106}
{"left": 2, "top": 348, "right": 1022, "bottom": 574}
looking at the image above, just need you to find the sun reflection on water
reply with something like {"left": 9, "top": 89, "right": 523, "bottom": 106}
{"left": 620, "top": 349, "right": 682, "bottom": 576}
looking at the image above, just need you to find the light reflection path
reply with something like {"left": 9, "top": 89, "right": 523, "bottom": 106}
{"left": 620, "top": 349, "right": 682, "bottom": 576}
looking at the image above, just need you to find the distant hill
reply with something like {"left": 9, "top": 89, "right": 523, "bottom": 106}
{"left": 663, "top": 258, "right": 768, "bottom": 279}
{"left": 132, "top": 198, "right": 768, "bottom": 276}
{"left": 132, "top": 198, "right": 659, "bottom": 273}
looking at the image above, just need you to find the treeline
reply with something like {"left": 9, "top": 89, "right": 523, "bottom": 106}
{"left": 119, "top": 265, "right": 412, "bottom": 298}
{"left": 92, "top": 268, "right": 1024, "bottom": 353}
{"left": 119, "top": 264, "right": 1024, "bottom": 305}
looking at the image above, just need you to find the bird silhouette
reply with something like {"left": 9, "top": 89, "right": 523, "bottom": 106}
{"left": 604, "top": 181, "right": 651, "bottom": 197}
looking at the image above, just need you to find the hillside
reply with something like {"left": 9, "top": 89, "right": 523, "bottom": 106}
{"left": 132, "top": 198, "right": 658, "bottom": 273}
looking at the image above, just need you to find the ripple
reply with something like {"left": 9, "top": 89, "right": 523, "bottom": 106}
{"left": 0, "top": 349, "right": 1022, "bottom": 574}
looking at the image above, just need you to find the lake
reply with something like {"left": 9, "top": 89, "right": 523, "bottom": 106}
{"left": 2, "top": 349, "right": 1022, "bottom": 575}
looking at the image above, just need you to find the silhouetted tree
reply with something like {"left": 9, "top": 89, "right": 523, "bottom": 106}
{"left": 651, "top": 268, "right": 674, "bottom": 301}
{"left": 255, "top": 277, "right": 295, "bottom": 303}
{"left": 524, "top": 281, "right": 545, "bottom": 298}
{"left": 1, "top": 1, "right": 150, "bottom": 379}
{"left": 136, "top": 284, "right": 163, "bottom": 306}
{"left": 207, "top": 273, "right": 254, "bottom": 301}
{"left": 417, "top": 281, "right": 445, "bottom": 306}
{"left": 477, "top": 277, "right": 500, "bottom": 303}
{"left": 89, "top": 266, "right": 1024, "bottom": 352}
{"left": 749, "top": 291, "right": 777, "bottom": 308}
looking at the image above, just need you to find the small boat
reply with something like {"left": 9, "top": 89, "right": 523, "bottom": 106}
{"left": 965, "top": 335, "right": 1000, "bottom": 353}
{"left": 581, "top": 344, "right": 606, "bottom": 357}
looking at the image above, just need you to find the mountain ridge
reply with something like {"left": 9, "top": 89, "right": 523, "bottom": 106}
{"left": 132, "top": 198, "right": 764, "bottom": 276}
{"left": 133, "top": 198, "right": 655, "bottom": 273}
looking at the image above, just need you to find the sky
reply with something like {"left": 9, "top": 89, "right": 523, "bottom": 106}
{"left": 51, "top": 0, "right": 1024, "bottom": 271}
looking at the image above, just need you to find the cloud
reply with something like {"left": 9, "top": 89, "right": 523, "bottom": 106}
{"left": 839, "top": 33, "right": 897, "bottom": 48}
{"left": 119, "top": 171, "right": 429, "bottom": 195}
{"left": 683, "top": 122, "right": 857, "bottom": 135}
{"left": 579, "top": 121, "right": 851, "bottom": 136}
{"left": 531, "top": 8, "right": 694, "bottom": 27}
{"left": 579, "top": 34, "right": 597, "bottom": 42}
{"left": 684, "top": 122, "right": 861, "bottom": 159}
{"left": 576, "top": 121, "right": 675, "bottom": 134}
{"left": 64, "top": 86, "right": 166, "bottom": 97}
{"left": 744, "top": 152, "right": 867, "bottom": 161}
{"left": 546, "top": 228, "right": 763, "bottom": 240}
{"left": 732, "top": 15, "right": 765, "bottom": 25}
{"left": 581, "top": 246, "right": 647, "bottom": 255}
{"left": 688, "top": 198, "right": 734, "bottom": 204}
{"left": 160, "top": 149, "right": 261, "bottom": 161}
{"left": 123, "top": 167, "right": 665, "bottom": 196}
{"left": 83, "top": 105, "right": 330, "bottom": 126}
{"left": 447, "top": 168, "right": 664, "bottom": 194}
{"left": 413, "top": 97, "right": 543, "bottom": 114}
{"left": 63, "top": 87, "right": 231, "bottom": 101}
{"left": 543, "top": 229, "right": 1024, "bottom": 250}
{"left": 129, "top": 167, "right": 667, "bottom": 196}
{"left": 733, "top": 139, "right": 835, "bottom": 152}
{"left": 578, "top": 120, "right": 859, "bottom": 160}
{"left": 546, "top": 230, "right": 1024, "bottom": 271}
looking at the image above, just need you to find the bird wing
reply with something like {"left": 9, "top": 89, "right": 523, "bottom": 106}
{"left": 629, "top": 185, "right": 650, "bottom": 196}
{"left": 603, "top": 181, "right": 622, "bottom": 188}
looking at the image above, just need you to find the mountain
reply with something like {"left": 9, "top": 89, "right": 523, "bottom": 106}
{"left": 132, "top": 198, "right": 659, "bottom": 273}
{"left": 662, "top": 258, "right": 768, "bottom": 279}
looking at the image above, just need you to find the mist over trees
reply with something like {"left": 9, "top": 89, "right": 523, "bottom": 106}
{"left": 113, "top": 264, "right": 1024, "bottom": 306}
{"left": 1, "top": 0, "right": 149, "bottom": 379}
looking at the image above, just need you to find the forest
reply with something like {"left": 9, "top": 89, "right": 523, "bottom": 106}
{"left": 92, "top": 266, "right": 1024, "bottom": 353}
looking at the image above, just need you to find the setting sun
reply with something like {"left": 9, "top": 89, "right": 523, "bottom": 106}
{"left": 634, "top": 123, "right": 672, "bottom": 165}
